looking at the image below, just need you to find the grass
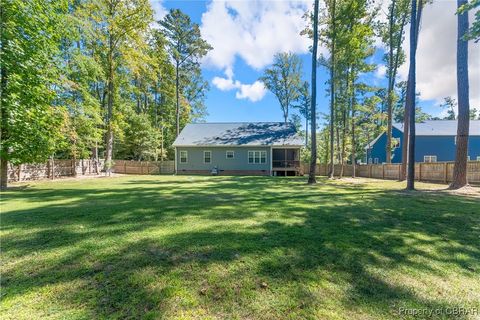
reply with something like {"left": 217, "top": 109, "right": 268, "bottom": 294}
{"left": 1, "top": 175, "right": 479, "bottom": 320}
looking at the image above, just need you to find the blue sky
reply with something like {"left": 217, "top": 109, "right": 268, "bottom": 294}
{"left": 155, "top": 0, "right": 480, "bottom": 127}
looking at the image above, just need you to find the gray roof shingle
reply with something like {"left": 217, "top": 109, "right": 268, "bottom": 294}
{"left": 393, "top": 120, "right": 480, "bottom": 136}
{"left": 173, "top": 122, "right": 304, "bottom": 147}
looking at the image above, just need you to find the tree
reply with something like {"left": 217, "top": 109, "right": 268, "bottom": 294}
{"left": 294, "top": 81, "right": 311, "bottom": 146}
{"left": 77, "top": 0, "right": 154, "bottom": 170}
{"left": 160, "top": 9, "right": 212, "bottom": 137}
{"left": 57, "top": 8, "right": 105, "bottom": 174}
{"left": 327, "top": 0, "right": 338, "bottom": 179}
{"left": 440, "top": 96, "right": 457, "bottom": 120}
{"left": 405, "top": 0, "right": 424, "bottom": 190}
{"left": 450, "top": 0, "right": 471, "bottom": 189}
{"left": 401, "top": 0, "right": 424, "bottom": 185}
{"left": 308, "top": 0, "right": 320, "bottom": 184}
{"left": 0, "top": 0, "right": 68, "bottom": 188}
{"left": 260, "top": 52, "right": 303, "bottom": 124}
{"left": 118, "top": 112, "right": 160, "bottom": 161}
{"left": 470, "top": 108, "right": 479, "bottom": 119}
{"left": 382, "top": 0, "right": 410, "bottom": 163}
{"left": 458, "top": 0, "right": 479, "bottom": 42}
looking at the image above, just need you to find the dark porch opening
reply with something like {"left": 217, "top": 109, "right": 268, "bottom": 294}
{"left": 272, "top": 148, "right": 301, "bottom": 176}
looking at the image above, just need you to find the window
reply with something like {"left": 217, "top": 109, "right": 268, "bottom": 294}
{"left": 392, "top": 138, "right": 400, "bottom": 149}
{"left": 226, "top": 150, "right": 235, "bottom": 159}
{"left": 424, "top": 155, "right": 437, "bottom": 163}
{"left": 467, "top": 156, "right": 471, "bottom": 161}
{"left": 260, "top": 151, "right": 266, "bottom": 164}
{"left": 477, "top": 156, "right": 480, "bottom": 161}
{"left": 203, "top": 151, "right": 212, "bottom": 164}
{"left": 368, "top": 158, "right": 373, "bottom": 164}
{"left": 248, "top": 151, "right": 267, "bottom": 164}
{"left": 374, "top": 158, "right": 379, "bottom": 164}
{"left": 179, "top": 151, "right": 188, "bottom": 163}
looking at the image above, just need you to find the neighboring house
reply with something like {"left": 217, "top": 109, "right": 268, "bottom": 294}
{"left": 173, "top": 122, "right": 304, "bottom": 176}
{"left": 365, "top": 120, "right": 480, "bottom": 164}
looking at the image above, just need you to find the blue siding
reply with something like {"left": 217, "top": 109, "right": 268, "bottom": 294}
{"left": 367, "top": 130, "right": 480, "bottom": 163}
{"left": 366, "top": 127, "right": 403, "bottom": 163}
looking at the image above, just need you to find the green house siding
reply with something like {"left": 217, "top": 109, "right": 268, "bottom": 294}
{"left": 176, "top": 147, "right": 271, "bottom": 173}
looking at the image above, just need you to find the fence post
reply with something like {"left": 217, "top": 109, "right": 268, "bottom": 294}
{"left": 398, "top": 164, "right": 401, "bottom": 180}
{"left": 369, "top": 165, "right": 372, "bottom": 178}
{"left": 418, "top": 163, "right": 422, "bottom": 182}
{"left": 382, "top": 164, "right": 385, "bottom": 179}
{"left": 443, "top": 162, "right": 448, "bottom": 184}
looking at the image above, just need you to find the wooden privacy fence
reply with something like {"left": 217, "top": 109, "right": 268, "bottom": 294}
{"left": 302, "top": 161, "right": 480, "bottom": 184}
{"left": 113, "top": 160, "right": 175, "bottom": 175}
{"left": 6, "top": 159, "right": 104, "bottom": 182}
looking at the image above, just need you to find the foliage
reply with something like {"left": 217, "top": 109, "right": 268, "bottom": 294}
{"left": 0, "top": 0, "right": 68, "bottom": 167}
{"left": 116, "top": 112, "right": 161, "bottom": 161}
{"left": 260, "top": 52, "right": 303, "bottom": 124}
{"left": 160, "top": 9, "right": 212, "bottom": 136}
{"left": 439, "top": 96, "right": 457, "bottom": 120}
{"left": 458, "top": 0, "right": 480, "bottom": 42}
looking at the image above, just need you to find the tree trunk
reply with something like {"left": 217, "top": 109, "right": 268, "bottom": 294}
{"left": 0, "top": 6, "right": 8, "bottom": 189}
{"left": 305, "top": 115, "right": 309, "bottom": 147}
{"left": 308, "top": 0, "right": 319, "bottom": 184}
{"left": 406, "top": 0, "right": 418, "bottom": 190}
{"left": 0, "top": 156, "right": 8, "bottom": 189}
{"left": 72, "top": 154, "right": 77, "bottom": 177}
{"left": 92, "top": 143, "right": 99, "bottom": 174}
{"left": 400, "top": 90, "right": 409, "bottom": 180}
{"left": 351, "top": 87, "right": 356, "bottom": 178}
{"left": 340, "top": 108, "right": 347, "bottom": 179}
{"left": 328, "top": 0, "right": 336, "bottom": 179}
{"left": 402, "top": 0, "right": 423, "bottom": 182}
{"left": 175, "top": 60, "right": 180, "bottom": 137}
{"left": 104, "top": 22, "right": 114, "bottom": 171}
{"left": 386, "top": 0, "right": 396, "bottom": 164}
{"left": 450, "top": 0, "right": 470, "bottom": 189}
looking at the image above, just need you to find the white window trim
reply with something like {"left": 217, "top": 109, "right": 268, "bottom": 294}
{"left": 374, "top": 158, "right": 379, "bottom": 164}
{"left": 179, "top": 150, "right": 188, "bottom": 163}
{"left": 248, "top": 150, "right": 267, "bottom": 164}
{"left": 424, "top": 155, "right": 437, "bottom": 163}
{"left": 260, "top": 151, "right": 266, "bottom": 164}
{"left": 226, "top": 150, "right": 235, "bottom": 159}
{"left": 203, "top": 150, "right": 212, "bottom": 164}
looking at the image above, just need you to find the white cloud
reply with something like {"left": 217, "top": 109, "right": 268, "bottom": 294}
{"left": 398, "top": 0, "right": 480, "bottom": 109}
{"left": 375, "top": 64, "right": 387, "bottom": 78}
{"left": 212, "top": 71, "right": 266, "bottom": 102}
{"left": 150, "top": 0, "right": 167, "bottom": 21}
{"left": 200, "top": 0, "right": 311, "bottom": 71}
{"left": 236, "top": 81, "right": 267, "bottom": 102}
{"left": 212, "top": 76, "right": 238, "bottom": 91}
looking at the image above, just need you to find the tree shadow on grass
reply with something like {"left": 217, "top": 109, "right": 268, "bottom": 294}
{"left": 1, "top": 176, "right": 479, "bottom": 319}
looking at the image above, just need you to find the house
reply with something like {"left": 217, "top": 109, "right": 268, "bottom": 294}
{"left": 365, "top": 120, "right": 480, "bottom": 164}
{"left": 173, "top": 122, "right": 304, "bottom": 176}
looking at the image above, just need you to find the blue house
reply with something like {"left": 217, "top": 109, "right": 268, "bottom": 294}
{"left": 365, "top": 120, "right": 480, "bottom": 164}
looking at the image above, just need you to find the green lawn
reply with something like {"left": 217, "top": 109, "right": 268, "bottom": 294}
{"left": 1, "top": 176, "right": 479, "bottom": 320}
